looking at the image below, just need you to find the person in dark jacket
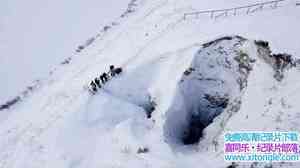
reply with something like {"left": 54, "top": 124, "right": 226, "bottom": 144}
{"left": 100, "top": 74, "right": 105, "bottom": 84}
{"left": 115, "top": 67, "right": 122, "bottom": 75}
{"left": 90, "top": 81, "right": 97, "bottom": 93}
{"left": 100, "top": 72, "right": 109, "bottom": 83}
{"left": 94, "top": 78, "right": 101, "bottom": 88}
{"left": 109, "top": 65, "right": 116, "bottom": 77}
{"left": 103, "top": 72, "right": 109, "bottom": 81}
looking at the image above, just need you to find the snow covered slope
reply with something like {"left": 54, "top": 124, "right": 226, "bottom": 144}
{"left": 0, "top": 0, "right": 300, "bottom": 168}
{"left": 0, "top": 0, "right": 130, "bottom": 103}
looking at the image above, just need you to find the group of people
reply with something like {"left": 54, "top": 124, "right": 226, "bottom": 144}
{"left": 89, "top": 65, "right": 122, "bottom": 94}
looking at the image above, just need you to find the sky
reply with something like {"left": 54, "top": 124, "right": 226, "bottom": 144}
{"left": 0, "top": 0, "right": 130, "bottom": 104}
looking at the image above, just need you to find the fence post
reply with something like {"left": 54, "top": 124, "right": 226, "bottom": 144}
{"left": 271, "top": 1, "right": 279, "bottom": 9}
{"left": 246, "top": 7, "right": 251, "bottom": 14}
{"left": 233, "top": 8, "right": 237, "bottom": 16}
{"left": 210, "top": 11, "right": 214, "bottom": 18}
{"left": 260, "top": 4, "right": 264, "bottom": 11}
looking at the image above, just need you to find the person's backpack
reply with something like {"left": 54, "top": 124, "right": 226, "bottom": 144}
{"left": 115, "top": 68, "right": 122, "bottom": 74}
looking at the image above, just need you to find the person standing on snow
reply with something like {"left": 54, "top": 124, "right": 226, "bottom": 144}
{"left": 109, "top": 65, "right": 116, "bottom": 77}
{"left": 94, "top": 77, "right": 101, "bottom": 88}
{"left": 90, "top": 81, "right": 97, "bottom": 93}
{"left": 100, "top": 72, "right": 109, "bottom": 83}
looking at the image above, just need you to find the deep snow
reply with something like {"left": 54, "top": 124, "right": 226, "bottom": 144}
{"left": 0, "top": 0, "right": 300, "bottom": 168}
{"left": 0, "top": 0, "right": 130, "bottom": 103}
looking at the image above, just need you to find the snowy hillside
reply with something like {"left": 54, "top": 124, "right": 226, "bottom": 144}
{"left": 0, "top": 0, "right": 130, "bottom": 103}
{"left": 1, "top": 0, "right": 300, "bottom": 168}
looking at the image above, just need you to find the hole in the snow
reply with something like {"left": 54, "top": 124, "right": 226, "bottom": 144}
{"left": 182, "top": 94, "right": 229, "bottom": 145}
{"left": 163, "top": 36, "right": 251, "bottom": 146}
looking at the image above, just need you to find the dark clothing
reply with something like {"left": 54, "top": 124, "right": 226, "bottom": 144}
{"left": 110, "top": 70, "right": 116, "bottom": 77}
{"left": 90, "top": 81, "right": 97, "bottom": 92}
{"left": 92, "top": 86, "right": 97, "bottom": 92}
{"left": 103, "top": 73, "right": 108, "bottom": 81}
{"left": 100, "top": 73, "right": 108, "bottom": 83}
{"left": 89, "top": 66, "right": 123, "bottom": 95}
{"left": 109, "top": 65, "right": 116, "bottom": 77}
{"left": 90, "top": 81, "right": 96, "bottom": 87}
{"left": 100, "top": 75, "right": 105, "bottom": 83}
{"left": 95, "top": 78, "right": 101, "bottom": 88}
{"left": 115, "top": 67, "right": 122, "bottom": 74}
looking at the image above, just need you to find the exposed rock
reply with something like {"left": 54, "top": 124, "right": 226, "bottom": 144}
{"left": 103, "top": 25, "right": 111, "bottom": 31}
{"left": 226, "top": 162, "right": 239, "bottom": 168}
{"left": 204, "top": 94, "right": 229, "bottom": 109}
{"left": 61, "top": 57, "right": 71, "bottom": 65}
{"left": 183, "top": 67, "right": 195, "bottom": 76}
{"left": 137, "top": 147, "right": 149, "bottom": 154}
{"left": 255, "top": 40, "right": 298, "bottom": 81}
{"left": 0, "top": 96, "right": 21, "bottom": 111}
{"left": 143, "top": 97, "right": 156, "bottom": 119}
{"left": 202, "top": 36, "right": 246, "bottom": 48}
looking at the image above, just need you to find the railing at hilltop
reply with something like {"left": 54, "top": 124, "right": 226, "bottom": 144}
{"left": 183, "top": 0, "right": 286, "bottom": 20}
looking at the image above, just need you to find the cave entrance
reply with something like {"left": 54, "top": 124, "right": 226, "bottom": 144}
{"left": 163, "top": 66, "right": 232, "bottom": 145}
{"left": 182, "top": 93, "right": 229, "bottom": 145}
{"left": 163, "top": 36, "right": 250, "bottom": 145}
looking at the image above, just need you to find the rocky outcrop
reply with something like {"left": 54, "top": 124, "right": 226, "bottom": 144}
{"left": 255, "top": 40, "right": 297, "bottom": 81}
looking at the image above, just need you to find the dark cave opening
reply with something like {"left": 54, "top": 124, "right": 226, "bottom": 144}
{"left": 182, "top": 114, "right": 206, "bottom": 145}
{"left": 163, "top": 36, "right": 250, "bottom": 146}
{"left": 182, "top": 94, "right": 229, "bottom": 145}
